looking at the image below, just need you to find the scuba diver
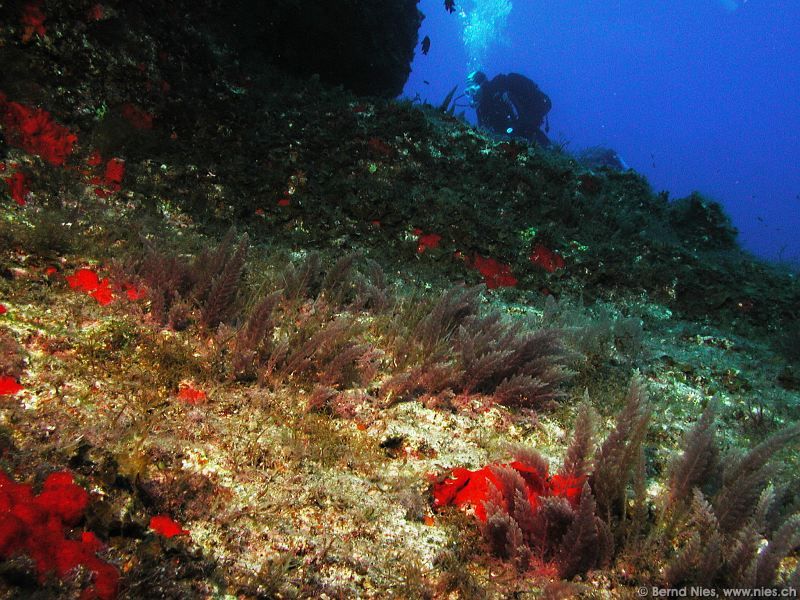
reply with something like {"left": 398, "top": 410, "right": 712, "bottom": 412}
{"left": 466, "top": 71, "right": 552, "bottom": 147}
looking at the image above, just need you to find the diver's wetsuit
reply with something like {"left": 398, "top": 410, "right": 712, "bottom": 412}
{"left": 476, "top": 73, "right": 552, "bottom": 147}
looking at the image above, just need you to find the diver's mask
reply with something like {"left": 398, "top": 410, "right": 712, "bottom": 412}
{"left": 465, "top": 70, "right": 487, "bottom": 107}
{"left": 465, "top": 83, "right": 482, "bottom": 107}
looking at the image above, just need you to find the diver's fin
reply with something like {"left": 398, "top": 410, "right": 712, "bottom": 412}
{"left": 439, "top": 85, "right": 459, "bottom": 113}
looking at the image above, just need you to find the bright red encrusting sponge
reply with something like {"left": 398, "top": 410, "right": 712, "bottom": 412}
{"left": 548, "top": 473, "right": 584, "bottom": 506}
{"left": 0, "top": 376, "right": 23, "bottom": 396}
{"left": 0, "top": 470, "right": 119, "bottom": 600}
{"left": 103, "top": 158, "right": 125, "bottom": 191}
{"left": 87, "top": 150, "right": 104, "bottom": 167}
{"left": 122, "top": 282, "right": 146, "bottom": 301}
{"left": 101, "top": 158, "right": 125, "bottom": 195}
{"left": 177, "top": 383, "right": 207, "bottom": 405}
{"left": 471, "top": 255, "right": 518, "bottom": 289}
{"left": 85, "top": 152, "right": 127, "bottom": 197}
{"left": 414, "top": 230, "right": 442, "bottom": 254}
{"left": 65, "top": 268, "right": 145, "bottom": 306}
{"left": 432, "top": 460, "right": 583, "bottom": 521}
{"left": 89, "top": 285, "right": 114, "bottom": 306}
{"left": 0, "top": 93, "right": 77, "bottom": 166}
{"left": 3, "top": 172, "right": 29, "bottom": 205}
{"left": 66, "top": 268, "right": 114, "bottom": 306}
{"left": 86, "top": 3, "right": 105, "bottom": 22}
{"left": 120, "top": 103, "right": 154, "bottom": 130}
{"left": 67, "top": 268, "right": 102, "bottom": 292}
{"left": 530, "top": 244, "right": 565, "bottom": 273}
{"left": 20, "top": 1, "right": 47, "bottom": 42}
{"left": 149, "top": 515, "right": 189, "bottom": 538}
{"left": 35, "top": 471, "right": 90, "bottom": 525}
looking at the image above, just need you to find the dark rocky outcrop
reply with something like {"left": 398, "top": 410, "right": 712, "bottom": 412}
{"left": 214, "top": 0, "right": 423, "bottom": 98}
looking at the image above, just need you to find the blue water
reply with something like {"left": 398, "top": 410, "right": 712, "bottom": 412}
{"left": 403, "top": 0, "right": 800, "bottom": 264}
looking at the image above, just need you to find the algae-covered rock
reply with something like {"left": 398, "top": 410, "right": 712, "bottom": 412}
{"left": 668, "top": 192, "right": 738, "bottom": 250}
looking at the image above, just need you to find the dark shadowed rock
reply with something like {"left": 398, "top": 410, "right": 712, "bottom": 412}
{"left": 217, "top": 0, "right": 423, "bottom": 98}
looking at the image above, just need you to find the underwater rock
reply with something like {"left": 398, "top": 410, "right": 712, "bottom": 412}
{"left": 218, "top": 0, "right": 422, "bottom": 97}
{"left": 575, "top": 146, "right": 629, "bottom": 171}
{"left": 669, "top": 192, "right": 738, "bottom": 250}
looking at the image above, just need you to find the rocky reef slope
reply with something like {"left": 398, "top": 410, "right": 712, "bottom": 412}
{"left": 0, "top": 1, "right": 798, "bottom": 598}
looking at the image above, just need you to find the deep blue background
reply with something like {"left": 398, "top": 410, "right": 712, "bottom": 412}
{"left": 403, "top": 0, "right": 800, "bottom": 264}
